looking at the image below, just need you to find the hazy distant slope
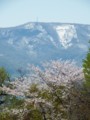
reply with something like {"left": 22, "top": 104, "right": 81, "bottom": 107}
{"left": 0, "top": 22, "right": 90, "bottom": 74}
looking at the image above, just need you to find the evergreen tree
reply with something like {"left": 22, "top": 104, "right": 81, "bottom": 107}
{"left": 83, "top": 41, "right": 90, "bottom": 88}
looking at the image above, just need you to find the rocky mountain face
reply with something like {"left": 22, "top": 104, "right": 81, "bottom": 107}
{"left": 0, "top": 22, "right": 90, "bottom": 75}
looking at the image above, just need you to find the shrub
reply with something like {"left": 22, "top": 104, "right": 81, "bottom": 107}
{"left": 0, "top": 67, "right": 10, "bottom": 86}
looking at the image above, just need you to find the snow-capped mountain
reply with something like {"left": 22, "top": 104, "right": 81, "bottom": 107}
{"left": 0, "top": 22, "right": 90, "bottom": 75}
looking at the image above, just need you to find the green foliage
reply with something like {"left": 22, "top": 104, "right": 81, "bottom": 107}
{"left": 38, "top": 89, "right": 52, "bottom": 100}
{"left": 7, "top": 96, "right": 24, "bottom": 109}
{"left": 29, "top": 83, "right": 39, "bottom": 93}
{"left": 0, "top": 67, "right": 10, "bottom": 86}
{"left": 27, "top": 82, "right": 90, "bottom": 120}
{"left": 83, "top": 41, "right": 90, "bottom": 89}
{"left": 67, "top": 83, "right": 90, "bottom": 120}
{"left": 23, "top": 109, "right": 43, "bottom": 120}
{"left": 27, "top": 83, "right": 68, "bottom": 120}
{"left": 0, "top": 112, "right": 18, "bottom": 120}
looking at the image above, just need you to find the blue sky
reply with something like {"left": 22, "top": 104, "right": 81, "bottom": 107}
{"left": 0, "top": 0, "right": 90, "bottom": 27}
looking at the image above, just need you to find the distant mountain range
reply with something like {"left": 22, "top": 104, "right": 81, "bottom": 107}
{"left": 0, "top": 22, "right": 90, "bottom": 75}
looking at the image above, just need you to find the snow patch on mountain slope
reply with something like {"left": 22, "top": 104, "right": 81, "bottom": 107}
{"left": 36, "top": 24, "right": 46, "bottom": 32}
{"left": 49, "top": 36, "right": 58, "bottom": 47}
{"left": 24, "top": 23, "right": 35, "bottom": 29}
{"left": 55, "top": 25, "right": 77, "bottom": 48}
{"left": 24, "top": 23, "right": 46, "bottom": 33}
{"left": 20, "top": 37, "right": 29, "bottom": 46}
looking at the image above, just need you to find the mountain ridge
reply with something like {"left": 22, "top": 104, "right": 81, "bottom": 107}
{"left": 0, "top": 22, "right": 90, "bottom": 75}
{"left": 0, "top": 22, "right": 90, "bottom": 29}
